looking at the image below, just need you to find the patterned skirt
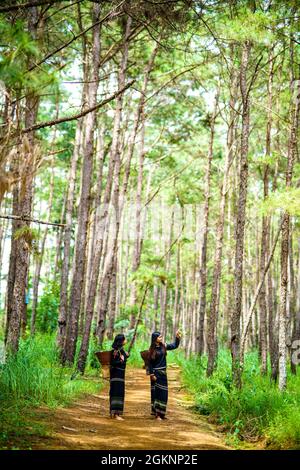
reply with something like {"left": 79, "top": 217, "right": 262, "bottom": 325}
{"left": 150, "top": 380, "right": 155, "bottom": 415}
{"left": 152, "top": 368, "right": 168, "bottom": 418}
{"left": 110, "top": 366, "right": 125, "bottom": 415}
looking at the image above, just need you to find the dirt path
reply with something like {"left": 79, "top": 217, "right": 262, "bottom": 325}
{"left": 29, "top": 366, "right": 230, "bottom": 450}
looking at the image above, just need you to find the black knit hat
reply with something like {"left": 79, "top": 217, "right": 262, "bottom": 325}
{"left": 112, "top": 334, "right": 125, "bottom": 350}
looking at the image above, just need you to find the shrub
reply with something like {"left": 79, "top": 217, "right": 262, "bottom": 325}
{"left": 0, "top": 333, "right": 102, "bottom": 449}
{"left": 174, "top": 349, "right": 300, "bottom": 449}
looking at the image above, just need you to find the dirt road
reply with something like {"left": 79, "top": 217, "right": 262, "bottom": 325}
{"left": 29, "top": 366, "right": 230, "bottom": 450}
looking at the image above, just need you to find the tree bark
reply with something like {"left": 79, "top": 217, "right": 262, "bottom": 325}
{"left": 5, "top": 153, "right": 20, "bottom": 345}
{"left": 258, "top": 45, "right": 275, "bottom": 375}
{"left": 231, "top": 41, "right": 252, "bottom": 388}
{"left": 63, "top": 2, "right": 102, "bottom": 365}
{"left": 278, "top": 66, "right": 300, "bottom": 391}
{"left": 57, "top": 2, "right": 90, "bottom": 356}
{"left": 6, "top": 7, "right": 40, "bottom": 354}
{"left": 126, "top": 43, "right": 159, "bottom": 329}
{"left": 206, "top": 70, "right": 237, "bottom": 375}
{"left": 291, "top": 236, "right": 300, "bottom": 374}
{"left": 30, "top": 162, "right": 54, "bottom": 335}
{"left": 197, "top": 90, "right": 218, "bottom": 357}
{"left": 159, "top": 206, "right": 174, "bottom": 339}
{"left": 77, "top": 16, "right": 132, "bottom": 372}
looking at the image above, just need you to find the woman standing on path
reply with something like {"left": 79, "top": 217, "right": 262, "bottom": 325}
{"left": 148, "top": 330, "right": 181, "bottom": 421}
{"left": 110, "top": 334, "right": 129, "bottom": 420}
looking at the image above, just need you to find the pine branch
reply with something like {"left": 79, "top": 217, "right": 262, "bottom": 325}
{"left": 27, "top": 1, "right": 126, "bottom": 73}
{"left": 0, "top": 0, "right": 104, "bottom": 14}
{"left": 0, "top": 214, "right": 66, "bottom": 228}
{"left": 19, "top": 80, "right": 135, "bottom": 135}
{"left": 0, "top": 0, "right": 67, "bottom": 13}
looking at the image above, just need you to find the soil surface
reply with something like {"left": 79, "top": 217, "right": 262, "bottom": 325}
{"left": 28, "top": 365, "right": 231, "bottom": 450}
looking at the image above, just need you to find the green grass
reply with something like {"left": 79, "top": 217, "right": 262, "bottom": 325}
{"left": 3, "top": 334, "right": 298, "bottom": 450}
{"left": 0, "top": 333, "right": 150, "bottom": 449}
{"left": 174, "top": 349, "right": 300, "bottom": 449}
{"left": 0, "top": 333, "right": 102, "bottom": 449}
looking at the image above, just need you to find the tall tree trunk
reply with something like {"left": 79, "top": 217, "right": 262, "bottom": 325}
{"left": 197, "top": 90, "right": 219, "bottom": 356}
{"left": 6, "top": 7, "right": 40, "bottom": 354}
{"left": 258, "top": 46, "right": 274, "bottom": 375}
{"left": 95, "top": 249, "right": 114, "bottom": 347}
{"left": 107, "top": 255, "right": 118, "bottom": 340}
{"left": 77, "top": 16, "right": 132, "bottom": 372}
{"left": 269, "top": 49, "right": 285, "bottom": 381}
{"left": 105, "top": 123, "right": 124, "bottom": 341}
{"left": 153, "top": 284, "right": 160, "bottom": 331}
{"left": 127, "top": 43, "right": 159, "bottom": 329}
{"left": 225, "top": 184, "right": 234, "bottom": 348}
{"left": 206, "top": 70, "right": 237, "bottom": 374}
{"left": 57, "top": 4, "right": 89, "bottom": 355}
{"left": 85, "top": 128, "right": 106, "bottom": 296}
{"left": 57, "top": 119, "right": 82, "bottom": 354}
{"left": 5, "top": 153, "right": 20, "bottom": 345}
{"left": 231, "top": 41, "right": 252, "bottom": 388}
{"left": 53, "top": 191, "right": 66, "bottom": 281}
{"left": 30, "top": 161, "right": 54, "bottom": 335}
{"left": 94, "top": 28, "right": 132, "bottom": 345}
{"left": 173, "top": 242, "right": 181, "bottom": 337}
{"left": 278, "top": 59, "right": 300, "bottom": 390}
{"left": 268, "top": 218, "right": 278, "bottom": 381}
{"left": 0, "top": 215, "right": 9, "bottom": 328}
{"left": 291, "top": 236, "right": 300, "bottom": 374}
{"left": 31, "top": 95, "right": 59, "bottom": 335}
{"left": 160, "top": 206, "right": 174, "bottom": 339}
{"left": 64, "top": 3, "right": 102, "bottom": 365}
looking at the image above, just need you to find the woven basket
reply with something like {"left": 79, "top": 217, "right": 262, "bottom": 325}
{"left": 95, "top": 350, "right": 112, "bottom": 366}
{"left": 140, "top": 350, "right": 150, "bottom": 367}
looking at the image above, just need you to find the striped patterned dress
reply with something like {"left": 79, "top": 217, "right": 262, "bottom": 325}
{"left": 148, "top": 337, "right": 180, "bottom": 418}
{"left": 109, "top": 348, "right": 128, "bottom": 416}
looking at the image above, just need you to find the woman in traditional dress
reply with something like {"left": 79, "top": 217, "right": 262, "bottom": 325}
{"left": 148, "top": 330, "right": 181, "bottom": 420}
{"left": 110, "top": 333, "right": 129, "bottom": 420}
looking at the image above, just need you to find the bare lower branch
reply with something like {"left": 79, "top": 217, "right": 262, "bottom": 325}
{"left": 0, "top": 0, "right": 68, "bottom": 13}
{"left": 0, "top": 214, "right": 66, "bottom": 228}
{"left": 18, "top": 80, "right": 135, "bottom": 135}
{"left": 0, "top": 0, "right": 108, "bottom": 14}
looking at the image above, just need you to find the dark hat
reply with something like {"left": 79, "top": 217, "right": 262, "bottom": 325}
{"left": 151, "top": 331, "right": 161, "bottom": 345}
{"left": 112, "top": 334, "right": 125, "bottom": 350}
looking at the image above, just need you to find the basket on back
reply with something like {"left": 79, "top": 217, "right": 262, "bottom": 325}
{"left": 140, "top": 350, "right": 150, "bottom": 368}
{"left": 95, "top": 350, "right": 112, "bottom": 366}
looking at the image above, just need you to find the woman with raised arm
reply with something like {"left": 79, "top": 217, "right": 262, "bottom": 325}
{"left": 148, "top": 330, "right": 181, "bottom": 420}
{"left": 109, "top": 334, "right": 129, "bottom": 420}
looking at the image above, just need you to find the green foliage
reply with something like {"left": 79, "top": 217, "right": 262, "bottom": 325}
{"left": 0, "top": 19, "right": 57, "bottom": 93}
{"left": 130, "top": 264, "right": 173, "bottom": 288}
{"left": 221, "top": 7, "right": 276, "bottom": 44}
{"left": 175, "top": 349, "right": 300, "bottom": 449}
{"left": 266, "top": 407, "right": 300, "bottom": 449}
{"left": 13, "top": 226, "right": 40, "bottom": 255}
{"left": 0, "top": 19, "right": 38, "bottom": 89}
{"left": 126, "top": 339, "right": 149, "bottom": 368}
{"left": 0, "top": 334, "right": 101, "bottom": 449}
{"left": 35, "top": 280, "right": 60, "bottom": 333}
{"left": 86, "top": 335, "right": 102, "bottom": 370}
{"left": 262, "top": 187, "right": 300, "bottom": 216}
